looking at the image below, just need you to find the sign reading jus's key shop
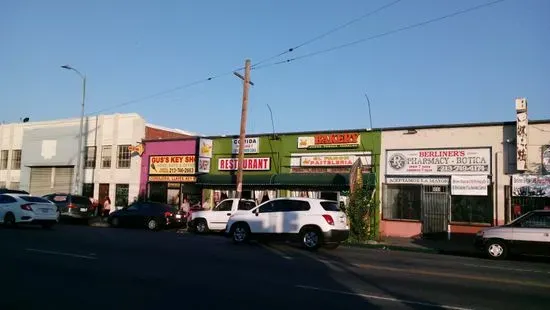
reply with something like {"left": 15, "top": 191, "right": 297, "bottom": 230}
{"left": 386, "top": 147, "right": 491, "bottom": 176}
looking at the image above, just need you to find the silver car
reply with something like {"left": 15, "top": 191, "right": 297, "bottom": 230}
{"left": 474, "top": 210, "right": 550, "bottom": 259}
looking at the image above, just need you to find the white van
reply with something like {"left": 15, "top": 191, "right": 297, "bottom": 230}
{"left": 474, "top": 210, "right": 550, "bottom": 259}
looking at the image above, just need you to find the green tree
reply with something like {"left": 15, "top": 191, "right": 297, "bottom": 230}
{"left": 347, "top": 187, "right": 377, "bottom": 242}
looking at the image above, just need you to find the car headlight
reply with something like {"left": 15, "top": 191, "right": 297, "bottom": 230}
{"left": 476, "top": 230, "right": 484, "bottom": 236}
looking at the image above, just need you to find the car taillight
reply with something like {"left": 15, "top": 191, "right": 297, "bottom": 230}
{"left": 322, "top": 214, "right": 334, "bottom": 226}
{"left": 68, "top": 203, "right": 76, "bottom": 209}
{"left": 164, "top": 211, "right": 173, "bottom": 218}
{"left": 21, "top": 203, "right": 34, "bottom": 211}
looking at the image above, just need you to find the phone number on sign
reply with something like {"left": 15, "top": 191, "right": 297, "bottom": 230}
{"left": 437, "top": 165, "right": 489, "bottom": 172}
{"left": 154, "top": 167, "right": 195, "bottom": 174}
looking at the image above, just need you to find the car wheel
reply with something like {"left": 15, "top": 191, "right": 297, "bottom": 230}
{"left": 301, "top": 228, "right": 321, "bottom": 251}
{"left": 111, "top": 217, "right": 120, "bottom": 228}
{"left": 232, "top": 223, "right": 250, "bottom": 244}
{"left": 147, "top": 218, "right": 159, "bottom": 231}
{"left": 486, "top": 239, "right": 507, "bottom": 260}
{"left": 3, "top": 213, "right": 16, "bottom": 228}
{"left": 195, "top": 219, "right": 208, "bottom": 234}
{"left": 323, "top": 243, "right": 340, "bottom": 250}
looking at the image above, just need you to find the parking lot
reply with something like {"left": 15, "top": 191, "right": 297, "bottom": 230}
{"left": 2, "top": 223, "right": 550, "bottom": 310}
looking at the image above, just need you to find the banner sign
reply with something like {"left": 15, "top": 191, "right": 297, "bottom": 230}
{"left": 128, "top": 143, "right": 144, "bottom": 156}
{"left": 512, "top": 174, "right": 550, "bottom": 197}
{"left": 542, "top": 145, "right": 550, "bottom": 175}
{"left": 218, "top": 157, "right": 271, "bottom": 171}
{"left": 148, "top": 175, "right": 197, "bottom": 182}
{"left": 298, "top": 133, "right": 361, "bottom": 149}
{"left": 451, "top": 175, "right": 489, "bottom": 196}
{"left": 386, "top": 177, "right": 449, "bottom": 185}
{"left": 232, "top": 137, "right": 260, "bottom": 154}
{"left": 199, "top": 139, "right": 213, "bottom": 158}
{"left": 386, "top": 148, "right": 491, "bottom": 175}
{"left": 149, "top": 155, "right": 196, "bottom": 175}
{"left": 291, "top": 152, "right": 371, "bottom": 167}
{"left": 516, "top": 98, "right": 528, "bottom": 171}
{"left": 198, "top": 158, "right": 211, "bottom": 173}
{"left": 291, "top": 167, "right": 371, "bottom": 174}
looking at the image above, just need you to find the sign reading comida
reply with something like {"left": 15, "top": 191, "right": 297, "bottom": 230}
{"left": 232, "top": 137, "right": 260, "bottom": 154}
{"left": 386, "top": 148, "right": 491, "bottom": 175}
{"left": 149, "top": 155, "right": 196, "bottom": 175}
{"left": 218, "top": 157, "right": 271, "bottom": 171}
{"left": 451, "top": 175, "right": 489, "bottom": 196}
{"left": 298, "top": 133, "right": 361, "bottom": 149}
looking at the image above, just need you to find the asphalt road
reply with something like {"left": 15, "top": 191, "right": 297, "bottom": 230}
{"left": 1, "top": 224, "right": 550, "bottom": 310}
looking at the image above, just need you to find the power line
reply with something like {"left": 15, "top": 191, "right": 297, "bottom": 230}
{"left": 251, "top": 0, "right": 404, "bottom": 68}
{"left": 253, "top": 0, "right": 506, "bottom": 70}
{"left": 86, "top": 66, "right": 244, "bottom": 116}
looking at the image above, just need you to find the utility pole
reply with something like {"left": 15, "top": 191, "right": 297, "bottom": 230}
{"left": 234, "top": 59, "right": 252, "bottom": 198}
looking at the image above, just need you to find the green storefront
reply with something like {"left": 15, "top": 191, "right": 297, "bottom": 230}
{"left": 196, "top": 130, "right": 380, "bottom": 212}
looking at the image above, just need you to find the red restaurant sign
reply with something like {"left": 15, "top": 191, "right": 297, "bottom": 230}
{"left": 218, "top": 157, "right": 271, "bottom": 171}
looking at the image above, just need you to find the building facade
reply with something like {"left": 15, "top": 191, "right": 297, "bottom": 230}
{"left": 0, "top": 113, "right": 191, "bottom": 207}
{"left": 379, "top": 120, "right": 550, "bottom": 238}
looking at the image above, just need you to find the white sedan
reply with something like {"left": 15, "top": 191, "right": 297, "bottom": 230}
{"left": 0, "top": 193, "right": 59, "bottom": 229}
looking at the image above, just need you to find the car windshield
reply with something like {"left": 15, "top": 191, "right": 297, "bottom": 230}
{"left": 320, "top": 201, "right": 341, "bottom": 211}
{"left": 19, "top": 196, "right": 52, "bottom": 203}
{"left": 72, "top": 196, "right": 91, "bottom": 204}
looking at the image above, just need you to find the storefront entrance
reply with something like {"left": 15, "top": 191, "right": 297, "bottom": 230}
{"left": 421, "top": 185, "right": 450, "bottom": 236}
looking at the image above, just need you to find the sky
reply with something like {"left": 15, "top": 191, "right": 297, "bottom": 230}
{"left": 1, "top": 0, "right": 549, "bottom": 136}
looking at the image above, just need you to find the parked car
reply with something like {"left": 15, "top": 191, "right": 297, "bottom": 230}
{"left": 0, "top": 189, "right": 29, "bottom": 195}
{"left": 42, "top": 193, "right": 94, "bottom": 220}
{"left": 226, "top": 198, "right": 349, "bottom": 250}
{"left": 189, "top": 198, "right": 257, "bottom": 233}
{"left": 108, "top": 201, "right": 179, "bottom": 231}
{"left": 0, "top": 193, "right": 59, "bottom": 229}
{"left": 475, "top": 210, "right": 550, "bottom": 260}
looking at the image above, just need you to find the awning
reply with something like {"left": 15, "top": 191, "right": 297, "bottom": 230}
{"left": 197, "top": 173, "right": 375, "bottom": 189}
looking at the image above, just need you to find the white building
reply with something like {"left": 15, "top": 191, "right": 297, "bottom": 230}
{"left": 0, "top": 113, "right": 192, "bottom": 207}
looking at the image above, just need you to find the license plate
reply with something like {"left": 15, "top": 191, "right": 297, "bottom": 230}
{"left": 176, "top": 214, "right": 182, "bottom": 219}
{"left": 80, "top": 208, "right": 87, "bottom": 212}
{"left": 41, "top": 208, "right": 49, "bottom": 213}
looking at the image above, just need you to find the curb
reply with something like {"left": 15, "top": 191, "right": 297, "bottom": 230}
{"left": 342, "top": 242, "right": 439, "bottom": 254}
{"left": 89, "top": 222, "right": 110, "bottom": 228}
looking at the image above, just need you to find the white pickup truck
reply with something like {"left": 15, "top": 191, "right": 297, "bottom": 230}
{"left": 189, "top": 198, "right": 257, "bottom": 233}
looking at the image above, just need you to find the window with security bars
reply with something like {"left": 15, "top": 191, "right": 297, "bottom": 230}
{"left": 115, "top": 184, "right": 129, "bottom": 207}
{"left": 0, "top": 150, "right": 8, "bottom": 170}
{"left": 383, "top": 184, "right": 422, "bottom": 220}
{"left": 82, "top": 183, "right": 94, "bottom": 198}
{"left": 117, "top": 145, "right": 131, "bottom": 168}
{"left": 101, "top": 145, "right": 112, "bottom": 168}
{"left": 11, "top": 150, "right": 21, "bottom": 170}
{"left": 84, "top": 146, "right": 96, "bottom": 168}
{"left": 451, "top": 189, "right": 493, "bottom": 224}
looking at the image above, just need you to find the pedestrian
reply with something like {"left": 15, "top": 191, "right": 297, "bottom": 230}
{"left": 181, "top": 196, "right": 190, "bottom": 214}
{"left": 261, "top": 191, "right": 270, "bottom": 204}
{"left": 103, "top": 196, "right": 112, "bottom": 220}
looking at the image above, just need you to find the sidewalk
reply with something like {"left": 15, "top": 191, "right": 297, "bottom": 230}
{"left": 88, "top": 217, "right": 110, "bottom": 228}
{"left": 346, "top": 234, "right": 479, "bottom": 257}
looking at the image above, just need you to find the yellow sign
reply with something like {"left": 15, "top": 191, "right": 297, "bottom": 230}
{"left": 148, "top": 176, "right": 197, "bottom": 182}
{"left": 149, "top": 155, "right": 196, "bottom": 175}
{"left": 128, "top": 144, "right": 144, "bottom": 156}
{"left": 199, "top": 139, "right": 213, "bottom": 158}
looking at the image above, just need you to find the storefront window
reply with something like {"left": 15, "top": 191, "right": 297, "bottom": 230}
{"left": 451, "top": 194, "right": 492, "bottom": 224}
{"left": 82, "top": 183, "right": 94, "bottom": 198}
{"left": 383, "top": 184, "right": 421, "bottom": 220}
{"left": 115, "top": 184, "right": 129, "bottom": 207}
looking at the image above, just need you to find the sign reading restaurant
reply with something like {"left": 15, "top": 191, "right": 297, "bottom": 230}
{"left": 218, "top": 157, "right": 271, "bottom": 171}
{"left": 298, "top": 133, "right": 361, "bottom": 149}
{"left": 386, "top": 147, "right": 491, "bottom": 175}
{"left": 149, "top": 155, "right": 196, "bottom": 175}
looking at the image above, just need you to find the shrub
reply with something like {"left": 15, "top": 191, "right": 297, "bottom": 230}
{"left": 347, "top": 187, "right": 377, "bottom": 242}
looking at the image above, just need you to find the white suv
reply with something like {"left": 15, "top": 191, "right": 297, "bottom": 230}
{"left": 225, "top": 197, "right": 349, "bottom": 250}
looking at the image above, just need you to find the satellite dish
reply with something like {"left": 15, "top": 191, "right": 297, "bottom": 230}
{"left": 23, "top": 117, "right": 30, "bottom": 123}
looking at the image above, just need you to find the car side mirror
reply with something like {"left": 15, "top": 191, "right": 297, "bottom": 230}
{"left": 253, "top": 209, "right": 259, "bottom": 216}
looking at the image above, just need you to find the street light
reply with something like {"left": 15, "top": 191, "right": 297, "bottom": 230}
{"left": 61, "top": 65, "right": 86, "bottom": 195}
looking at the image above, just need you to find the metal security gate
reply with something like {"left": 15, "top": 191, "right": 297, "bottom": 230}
{"left": 421, "top": 185, "right": 450, "bottom": 236}
{"left": 30, "top": 167, "right": 53, "bottom": 196}
{"left": 53, "top": 167, "right": 74, "bottom": 193}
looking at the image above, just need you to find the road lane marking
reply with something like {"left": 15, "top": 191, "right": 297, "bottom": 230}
{"left": 460, "top": 263, "right": 550, "bottom": 274}
{"left": 352, "top": 263, "right": 550, "bottom": 289}
{"left": 295, "top": 285, "right": 473, "bottom": 310}
{"left": 25, "top": 248, "right": 97, "bottom": 260}
{"left": 259, "top": 244, "right": 293, "bottom": 260}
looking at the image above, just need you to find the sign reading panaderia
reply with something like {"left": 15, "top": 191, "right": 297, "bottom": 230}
{"left": 386, "top": 148, "right": 491, "bottom": 175}
{"left": 149, "top": 155, "right": 196, "bottom": 175}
